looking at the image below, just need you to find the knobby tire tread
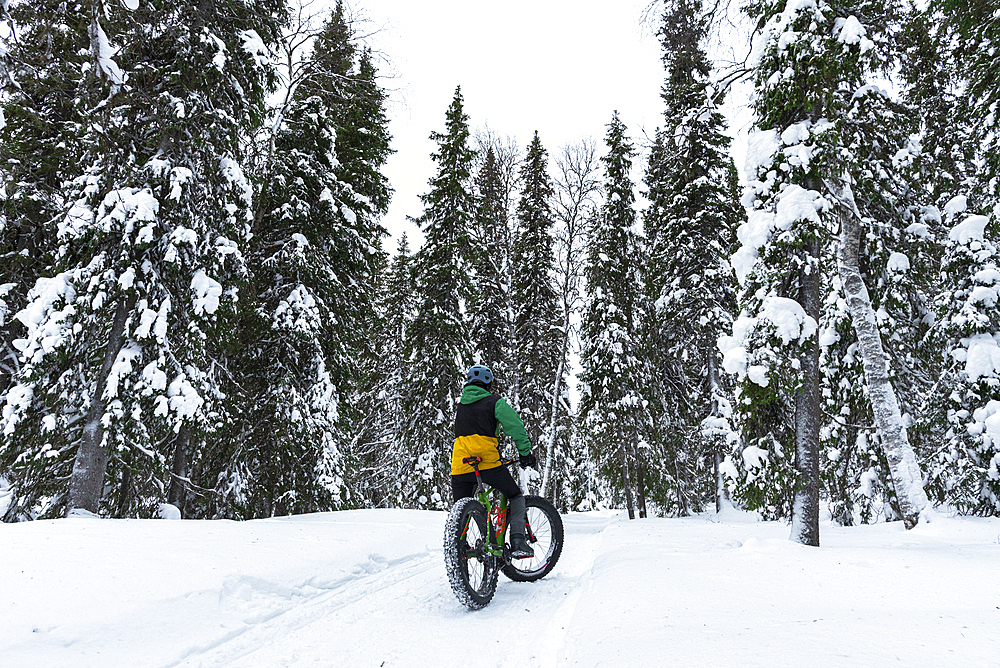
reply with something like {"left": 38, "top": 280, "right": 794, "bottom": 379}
{"left": 502, "top": 495, "right": 564, "bottom": 582}
{"left": 444, "top": 497, "right": 499, "bottom": 610}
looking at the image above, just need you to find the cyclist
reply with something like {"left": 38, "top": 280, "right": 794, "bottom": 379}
{"left": 451, "top": 364, "right": 537, "bottom": 559}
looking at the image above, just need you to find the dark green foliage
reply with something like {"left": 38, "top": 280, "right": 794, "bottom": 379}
{"left": 641, "top": 0, "right": 741, "bottom": 516}
{"left": 400, "top": 87, "right": 477, "bottom": 509}
{"left": 898, "top": 3, "right": 978, "bottom": 211}
{"left": 0, "top": 0, "right": 90, "bottom": 398}
{"left": 579, "top": 112, "right": 647, "bottom": 519}
{"left": 468, "top": 147, "right": 512, "bottom": 384}
{"left": 1, "top": 0, "right": 287, "bottom": 519}
{"left": 935, "top": 0, "right": 1000, "bottom": 204}
{"left": 208, "top": 2, "right": 391, "bottom": 519}
{"left": 511, "top": 132, "right": 562, "bottom": 451}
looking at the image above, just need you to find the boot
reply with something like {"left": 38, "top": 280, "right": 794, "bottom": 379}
{"left": 510, "top": 533, "right": 534, "bottom": 559}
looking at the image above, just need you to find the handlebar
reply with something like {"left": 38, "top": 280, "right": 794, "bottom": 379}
{"left": 463, "top": 456, "right": 522, "bottom": 470}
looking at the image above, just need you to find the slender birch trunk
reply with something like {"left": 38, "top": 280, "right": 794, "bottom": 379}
{"left": 835, "top": 182, "right": 930, "bottom": 529}
{"left": 540, "top": 355, "right": 564, "bottom": 498}
{"left": 66, "top": 293, "right": 136, "bottom": 515}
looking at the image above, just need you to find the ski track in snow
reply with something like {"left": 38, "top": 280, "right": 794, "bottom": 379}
{"left": 168, "top": 550, "right": 442, "bottom": 668}
{"left": 171, "top": 513, "right": 618, "bottom": 668}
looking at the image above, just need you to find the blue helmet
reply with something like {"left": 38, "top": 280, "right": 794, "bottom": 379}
{"left": 466, "top": 364, "right": 494, "bottom": 386}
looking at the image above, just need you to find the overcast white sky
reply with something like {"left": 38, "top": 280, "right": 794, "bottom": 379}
{"left": 351, "top": 0, "right": 672, "bottom": 250}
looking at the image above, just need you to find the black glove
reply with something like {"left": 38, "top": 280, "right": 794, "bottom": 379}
{"left": 519, "top": 452, "right": 537, "bottom": 469}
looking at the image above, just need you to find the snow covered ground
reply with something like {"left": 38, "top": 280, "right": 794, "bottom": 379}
{"left": 2, "top": 507, "right": 998, "bottom": 667}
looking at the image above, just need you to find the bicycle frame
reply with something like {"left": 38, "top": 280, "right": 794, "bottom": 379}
{"left": 464, "top": 456, "right": 513, "bottom": 558}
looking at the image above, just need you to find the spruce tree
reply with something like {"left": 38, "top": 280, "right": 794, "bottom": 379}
{"left": 924, "top": 205, "right": 1000, "bottom": 514}
{"left": 214, "top": 3, "right": 391, "bottom": 518}
{"left": 724, "top": 0, "right": 931, "bottom": 537}
{"left": 511, "top": 132, "right": 562, "bottom": 475}
{"left": 641, "top": 0, "right": 741, "bottom": 516}
{"left": 400, "top": 86, "right": 476, "bottom": 509}
{"left": 468, "top": 147, "right": 512, "bottom": 382}
{"left": 356, "top": 233, "right": 415, "bottom": 508}
{"left": 0, "top": 0, "right": 90, "bottom": 400}
{"left": 914, "top": 0, "right": 1000, "bottom": 516}
{"left": 938, "top": 0, "right": 1000, "bottom": 208}
{"left": 578, "top": 112, "right": 647, "bottom": 519}
{"left": 1, "top": 0, "right": 285, "bottom": 519}
{"left": 899, "top": 3, "right": 976, "bottom": 212}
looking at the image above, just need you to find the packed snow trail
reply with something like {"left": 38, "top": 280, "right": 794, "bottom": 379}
{"left": 2, "top": 509, "right": 998, "bottom": 667}
{"left": 171, "top": 512, "right": 614, "bottom": 668}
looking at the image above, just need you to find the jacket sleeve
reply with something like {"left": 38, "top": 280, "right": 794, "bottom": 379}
{"left": 494, "top": 398, "right": 532, "bottom": 456}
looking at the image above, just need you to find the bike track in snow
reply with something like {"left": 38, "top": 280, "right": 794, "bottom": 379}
{"left": 165, "top": 512, "right": 618, "bottom": 668}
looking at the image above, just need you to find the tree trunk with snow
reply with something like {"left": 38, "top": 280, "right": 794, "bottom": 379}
{"left": 168, "top": 426, "right": 192, "bottom": 512}
{"left": 635, "top": 457, "right": 648, "bottom": 518}
{"left": 66, "top": 293, "right": 136, "bottom": 516}
{"left": 707, "top": 349, "right": 731, "bottom": 513}
{"left": 621, "top": 440, "right": 636, "bottom": 520}
{"left": 790, "top": 240, "right": 821, "bottom": 546}
{"left": 836, "top": 185, "right": 930, "bottom": 529}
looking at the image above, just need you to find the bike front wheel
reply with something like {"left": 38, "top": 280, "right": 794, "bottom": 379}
{"left": 444, "top": 497, "right": 499, "bottom": 609}
{"left": 503, "top": 495, "right": 564, "bottom": 582}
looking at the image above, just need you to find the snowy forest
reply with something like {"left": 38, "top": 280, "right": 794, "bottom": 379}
{"left": 1, "top": 0, "right": 998, "bottom": 546}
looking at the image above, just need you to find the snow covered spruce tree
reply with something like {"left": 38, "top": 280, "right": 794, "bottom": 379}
{"left": 511, "top": 131, "right": 563, "bottom": 484}
{"left": 818, "top": 104, "right": 936, "bottom": 526}
{"left": 355, "top": 233, "right": 416, "bottom": 507}
{"left": 917, "top": 0, "right": 1000, "bottom": 515}
{"left": 809, "top": 3, "right": 944, "bottom": 527}
{"left": 220, "top": 3, "right": 391, "bottom": 518}
{"left": 939, "top": 0, "right": 1000, "bottom": 211}
{"left": 0, "top": 0, "right": 92, "bottom": 401}
{"left": 579, "top": 112, "right": 648, "bottom": 519}
{"left": 923, "top": 207, "right": 1000, "bottom": 514}
{"left": 724, "top": 0, "right": 931, "bottom": 537}
{"left": 641, "top": 0, "right": 740, "bottom": 515}
{"left": 467, "top": 146, "right": 512, "bottom": 382}
{"left": 399, "top": 87, "right": 476, "bottom": 509}
{"left": 898, "top": 3, "right": 976, "bottom": 213}
{"left": 0, "top": 0, "right": 285, "bottom": 519}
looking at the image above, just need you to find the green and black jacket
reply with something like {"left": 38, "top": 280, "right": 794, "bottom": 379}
{"left": 451, "top": 384, "right": 531, "bottom": 475}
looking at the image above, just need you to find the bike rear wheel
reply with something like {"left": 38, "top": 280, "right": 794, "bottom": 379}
{"left": 444, "top": 497, "right": 499, "bottom": 609}
{"left": 502, "top": 495, "right": 564, "bottom": 582}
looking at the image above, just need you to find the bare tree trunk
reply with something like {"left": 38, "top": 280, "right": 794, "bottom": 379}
{"left": 67, "top": 293, "right": 136, "bottom": 516}
{"left": 545, "top": 140, "right": 597, "bottom": 499}
{"left": 790, "top": 238, "right": 821, "bottom": 546}
{"left": 834, "top": 182, "right": 930, "bottom": 529}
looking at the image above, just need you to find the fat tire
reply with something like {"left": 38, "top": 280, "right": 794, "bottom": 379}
{"left": 444, "top": 497, "right": 499, "bottom": 610}
{"left": 502, "top": 495, "right": 564, "bottom": 582}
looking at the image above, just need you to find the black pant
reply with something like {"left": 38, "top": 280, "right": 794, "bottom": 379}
{"left": 451, "top": 465, "right": 522, "bottom": 502}
{"left": 451, "top": 465, "right": 527, "bottom": 537}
